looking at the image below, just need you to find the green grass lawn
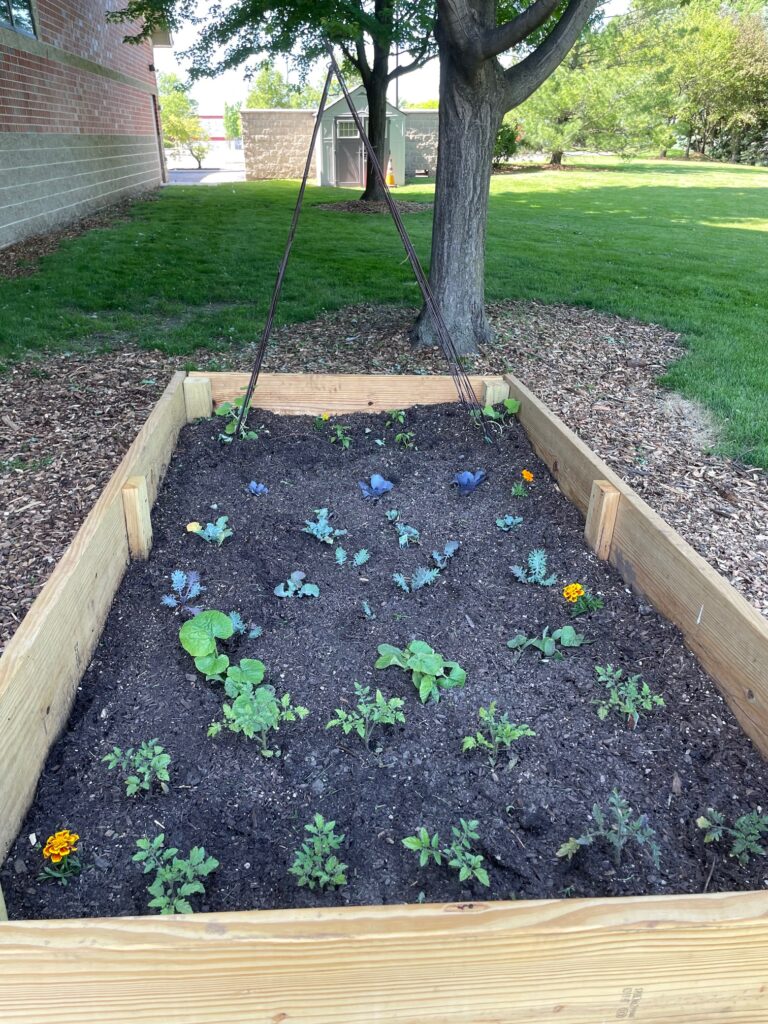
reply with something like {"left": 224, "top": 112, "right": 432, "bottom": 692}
{"left": 1, "top": 158, "right": 767, "bottom": 465}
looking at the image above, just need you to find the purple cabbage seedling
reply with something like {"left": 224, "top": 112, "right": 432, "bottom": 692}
{"left": 359, "top": 474, "right": 394, "bottom": 500}
{"left": 453, "top": 470, "right": 486, "bottom": 496}
{"left": 162, "top": 570, "right": 205, "bottom": 615}
{"left": 247, "top": 481, "right": 269, "bottom": 496}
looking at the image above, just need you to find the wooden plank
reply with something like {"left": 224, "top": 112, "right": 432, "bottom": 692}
{"left": 504, "top": 372, "right": 768, "bottom": 758}
{"left": 1, "top": 892, "right": 768, "bottom": 1023}
{"left": 0, "top": 882, "right": 6, "bottom": 922}
{"left": 183, "top": 375, "right": 213, "bottom": 421}
{"left": 0, "top": 372, "right": 187, "bottom": 862}
{"left": 584, "top": 480, "right": 621, "bottom": 559}
{"left": 122, "top": 476, "right": 153, "bottom": 560}
{"left": 482, "top": 377, "right": 510, "bottom": 406}
{"left": 191, "top": 372, "right": 499, "bottom": 414}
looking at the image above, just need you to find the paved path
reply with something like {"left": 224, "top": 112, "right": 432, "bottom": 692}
{"left": 167, "top": 168, "right": 245, "bottom": 185}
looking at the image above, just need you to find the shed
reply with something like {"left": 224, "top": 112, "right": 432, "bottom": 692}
{"left": 316, "top": 85, "right": 406, "bottom": 188}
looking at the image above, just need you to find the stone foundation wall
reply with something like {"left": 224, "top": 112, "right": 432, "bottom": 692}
{"left": 404, "top": 111, "right": 439, "bottom": 177}
{"left": 241, "top": 109, "right": 316, "bottom": 180}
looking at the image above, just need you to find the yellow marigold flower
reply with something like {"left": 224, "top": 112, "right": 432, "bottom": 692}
{"left": 43, "top": 829, "right": 79, "bottom": 864}
{"left": 563, "top": 583, "right": 585, "bottom": 603}
{"left": 186, "top": 521, "right": 202, "bottom": 533}
{"left": 321, "top": 412, "right": 331, "bottom": 421}
{"left": 521, "top": 469, "right": 534, "bottom": 483}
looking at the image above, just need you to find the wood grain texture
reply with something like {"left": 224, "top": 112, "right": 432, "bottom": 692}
{"left": 482, "top": 377, "right": 510, "bottom": 406}
{"left": 504, "top": 372, "right": 768, "bottom": 758}
{"left": 191, "top": 372, "right": 496, "bottom": 413}
{"left": 184, "top": 375, "right": 213, "bottom": 421}
{"left": 1, "top": 893, "right": 768, "bottom": 1022}
{"left": 0, "top": 373, "right": 187, "bottom": 861}
{"left": 122, "top": 476, "right": 153, "bottom": 560}
{"left": 584, "top": 480, "right": 621, "bottom": 560}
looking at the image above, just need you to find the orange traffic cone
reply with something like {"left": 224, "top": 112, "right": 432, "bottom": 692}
{"left": 386, "top": 157, "right": 395, "bottom": 187}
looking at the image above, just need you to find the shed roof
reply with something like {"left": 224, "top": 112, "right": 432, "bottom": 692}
{"left": 322, "top": 84, "right": 402, "bottom": 120}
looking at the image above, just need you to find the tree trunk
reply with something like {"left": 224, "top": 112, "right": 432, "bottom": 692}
{"left": 550, "top": 149, "right": 564, "bottom": 165}
{"left": 411, "top": 46, "right": 504, "bottom": 353}
{"left": 361, "top": 33, "right": 390, "bottom": 203}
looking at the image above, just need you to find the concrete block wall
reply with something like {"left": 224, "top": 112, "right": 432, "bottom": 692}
{"left": 241, "top": 109, "right": 316, "bottom": 180}
{"left": 404, "top": 111, "right": 439, "bottom": 177}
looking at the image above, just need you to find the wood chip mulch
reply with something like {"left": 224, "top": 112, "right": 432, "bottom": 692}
{"left": 1, "top": 300, "right": 766, "bottom": 652}
{"left": 315, "top": 200, "right": 433, "bottom": 214}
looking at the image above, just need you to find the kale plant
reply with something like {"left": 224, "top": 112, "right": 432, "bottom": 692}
{"left": 375, "top": 640, "right": 466, "bottom": 703}
{"left": 247, "top": 481, "right": 269, "bottom": 495}
{"left": 335, "top": 547, "right": 370, "bottom": 568}
{"left": 696, "top": 808, "right": 768, "bottom": 865}
{"left": 188, "top": 517, "right": 233, "bottom": 546}
{"left": 593, "top": 664, "right": 665, "bottom": 729}
{"left": 453, "top": 470, "right": 487, "bottom": 496}
{"left": 361, "top": 600, "right": 376, "bottom": 620}
{"left": 228, "top": 611, "right": 262, "bottom": 639}
{"left": 326, "top": 683, "right": 405, "bottom": 749}
{"left": 431, "top": 540, "right": 460, "bottom": 570}
{"left": 392, "top": 567, "right": 441, "bottom": 593}
{"left": 302, "top": 507, "right": 347, "bottom": 545}
{"left": 209, "top": 682, "right": 308, "bottom": 757}
{"left": 102, "top": 740, "right": 171, "bottom": 797}
{"left": 403, "top": 819, "right": 489, "bottom": 887}
{"left": 289, "top": 814, "right": 348, "bottom": 890}
{"left": 162, "top": 570, "right": 205, "bottom": 615}
{"left": 215, "top": 394, "right": 264, "bottom": 443}
{"left": 133, "top": 834, "right": 219, "bottom": 914}
{"left": 496, "top": 515, "right": 524, "bottom": 532}
{"left": 359, "top": 474, "right": 394, "bottom": 499}
{"left": 507, "top": 625, "right": 589, "bottom": 661}
{"left": 385, "top": 509, "right": 420, "bottom": 547}
{"left": 462, "top": 704, "right": 535, "bottom": 768}
{"left": 274, "top": 570, "right": 320, "bottom": 598}
{"left": 557, "top": 791, "right": 660, "bottom": 869}
{"left": 511, "top": 549, "right": 557, "bottom": 586}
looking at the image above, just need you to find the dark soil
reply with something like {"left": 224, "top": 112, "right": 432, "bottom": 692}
{"left": 3, "top": 404, "right": 767, "bottom": 920}
{"left": 315, "top": 200, "right": 433, "bottom": 214}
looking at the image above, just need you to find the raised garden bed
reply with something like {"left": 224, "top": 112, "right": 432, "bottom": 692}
{"left": 1, "top": 372, "right": 768, "bottom": 1023}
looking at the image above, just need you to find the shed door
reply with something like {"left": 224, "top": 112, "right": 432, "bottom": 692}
{"left": 335, "top": 119, "right": 364, "bottom": 186}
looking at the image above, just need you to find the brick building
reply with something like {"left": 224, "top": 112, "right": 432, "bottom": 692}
{"left": 0, "top": 0, "right": 164, "bottom": 249}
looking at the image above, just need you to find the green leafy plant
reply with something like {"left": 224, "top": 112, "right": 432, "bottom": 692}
{"left": 431, "top": 540, "right": 460, "bottom": 570}
{"left": 102, "top": 740, "right": 171, "bottom": 797}
{"left": 510, "top": 482, "right": 528, "bottom": 497}
{"left": 385, "top": 509, "right": 420, "bottom": 547}
{"left": 375, "top": 640, "right": 466, "bottom": 703}
{"left": 274, "top": 570, "right": 320, "bottom": 599}
{"left": 393, "top": 567, "right": 440, "bottom": 593}
{"left": 403, "top": 819, "right": 489, "bottom": 887}
{"left": 329, "top": 424, "right": 352, "bottom": 450}
{"left": 506, "top": 625, "right": 589, "bottom": 661}
{"left": 395, "top": 430, "right": 416, "bottom": 450}
{"left": 696, "top": 808, "right": 768, "bottom": 865}
{"left": 496, "top": 514, "right": 524, "bottom": 532}
{"left": 179, "top": 609, "right": 234, "bottom": 679}
{"left": 385, "top": 409, "right": 406, "bottom": 428}
{"left": 289, "top": 814, "right": 348, "bottom": 890}
{"left": 209, "top": 681, "right": 308, "bottom": 757}
{"left": 593, "top": 664, "right": 665, "bottom": 729}
{"left": 335, "top": 546, "right": 370, "bottom": 568}
{"left": 132, "top": 834, "right": 219, "bottom": 914}
{"left": 461, "top": 703, "right": 535, "bottom": 768}
{"left": 569, "top": 593, "right": 605, "bottom": 617}
{"left": 473, "top": 398, "right": 521, "bottom": 434}
{"left": 361, "top": 600, "right": 376, "bottom": 620}
{"left": 215, "top": 394, "right": 264, "bottom": 442}
{"left": 188, "top": 516, "right": 232, "bottom": 546}
{"left": 557, "top": 791, "right": 660, "bottom": 870}
{"left": 302, "top": 507, "right": 347, "bottom": 545}
{"left": 511, "top": 549, "right": 557, "bottom": 586}
{"left": 326, "top": 683, "right": 405, "bottom": 749}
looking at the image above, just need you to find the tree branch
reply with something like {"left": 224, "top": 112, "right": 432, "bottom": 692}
{"left": 504, "top": 0, "right": 600, "bottom": 109}
{"left": 388, "top": 38, "right": 433, "bottom": 82}
{"left": 480, "top": 0, "right": 563, "bottom": 59}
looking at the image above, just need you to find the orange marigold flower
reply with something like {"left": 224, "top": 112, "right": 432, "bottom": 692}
{"left": 43, "top": 829, "right": 79, "bottom": 863}
{"left": 521, "top": 469, "right": 534, "bottom": 483}
{"left": 563, "top": 583, "right": 585, "bottom": 603}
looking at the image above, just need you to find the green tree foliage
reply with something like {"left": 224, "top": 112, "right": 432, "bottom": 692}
{"left": 223, "top": 101, "right": 242, "bottom": 139}
{"left": 243, "top": 64, "right": 323, "bottom": 109}
{"left": 157, "top": 73, "right": 211, "bottom": 167}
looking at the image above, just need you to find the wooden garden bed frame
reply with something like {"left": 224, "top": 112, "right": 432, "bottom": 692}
{"left": 1, "top": 371, "right": 767, "bottom": 1023}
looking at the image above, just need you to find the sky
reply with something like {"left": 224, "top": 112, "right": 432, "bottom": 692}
{"left": 154, "top": 0, "right": 631, "bottom": 116}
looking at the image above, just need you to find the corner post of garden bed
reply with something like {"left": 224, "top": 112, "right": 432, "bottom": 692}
{"left": 183, "top": 375, "right": 213, "bottom": 422}
{"left": 121, "top": 476, "right": 153, "bottom": 560}
{"left": 584, "top": 480, "right": 621, "bottom": 560}
{"left": 0, "top": 882, "right": 7, "bottom": 921}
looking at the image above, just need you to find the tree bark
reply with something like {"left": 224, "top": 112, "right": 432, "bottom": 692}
{"left": 550, "top": 149, "right": 564, "bottom": 165}
{"left": 411, "top": 43, "right": 504, "bottom": 352}
{"left": 361, "top": 66, "right": 390, "bottom": 202}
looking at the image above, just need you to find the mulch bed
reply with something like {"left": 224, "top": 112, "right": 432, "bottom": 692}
{"left": 315, "top": 200, "right": 433, "bottom": 214}
{"left": 4, "top": 404, "right": 766, "bottom": 920}
{"left": 2, "top": 301, "right": 765, "bottom": 656}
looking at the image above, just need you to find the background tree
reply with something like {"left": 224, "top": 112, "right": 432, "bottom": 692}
{"left": 223, "top": 101, "right": 242, "bottom": 140}
{"left": 112, "top": 1, "right": 437, "bottom": 202}
{"left": 242, "top": 63, "right": 324, "bottom": 108}
{"left": 157, "top": 72, "right": 210, "bottom": 163}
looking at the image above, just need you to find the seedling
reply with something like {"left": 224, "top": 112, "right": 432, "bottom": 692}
{"left": 386, "top": 509, "right": 420, "bottom": 547}
{"left": 557, "top": 791, "right": 660, "bottom": 869}
{"left": 359, "top": 474, "right": 394, "bottom": 499}
{"left": 594, "top": 664, "right": 665, "bottom": 729}
{"left": 403, "top": 819, "right": 489, "bottom": 887}
{"left": 507, "top": 625, "right": 589, "bottom": 661}
{"left": 326, "top": 683, "right": 405, "bottom": 748}
{"left": 103, "top": 740, "right": 171, "bottom": 797}
{"left": 511, "top": 470, "right": 534, "bottom": 498}
{"left": 696, "top": 808, "right": 768, "bottom": 865}
{"left": 329, "top": 424, "right": 352, "bottom": 450}
{"left": 462, "top": 703, "right": 535, "bottom": 768}
{"left": 361, "top": 600, "right": 376, "bottom": 620}
{"left": 496, "top": 515, "right": 524, "bottom": 532}
{"left": 375, "top": 640, "right": 466, "bottom": 703}
{"left": 162, "top": 570, "right": 205, "bottom": 615}
{"left": 393, "top": 566, "right": 440, "bottom": 593}
{"left": 133, "top": 834, "right": 219, "bottom": 914}
{"left": 247, "top": 481, "right": 269, "bottom": 496}
{"left": 511, "top": 548, "right": 557, "bottom": 586}
{"left": 228, "top": 611, "right": 262, "bottom": 639}
{"left": 302, "top": 507, "right": 347, "bottom": 545}
{"left": 209, "top": 682, "right": 308, "bottom": 757}
{"left": 335, "top": 547, "right": 371, "bottom": 568}
{"left": 431, "top": 540, "right": 460, "bottom": 570}
{"left": 179, "top": 609, "right": 234, "bottom": 680}
{"left": 563, "top": 583, "right": 605, "bottom": 617}
{"left": 453, "top": 470, "right": 486, "bottom": 496}
{"left": 187, "top": 517, "right": 232, "bottom": 546}
{"left": 274, "top": 570, "right": 320, "bottom": 599}
{"left": 386, "top": 409, "right": 406, "bottom": 428}
{"left": 215, "top": 394, "right": 264, "bottom": 443}
{"left": 289, "top": 814, "right": 348, "bottom": 890}
{"left": 474, "top": 398, "right": 521, "bottom": 433}
{"left": 37, "top": 829, "right": 81, "bottom": 886}
{"left": 395, "top": 430, "right": 416, "bottom": 450}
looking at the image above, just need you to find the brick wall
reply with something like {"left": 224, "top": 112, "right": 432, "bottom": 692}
{"left": 241, "top": 109, "right": 316, "bottom": 180}
{"left": 0, "top": 0, "right": 162, "bottom": 248}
